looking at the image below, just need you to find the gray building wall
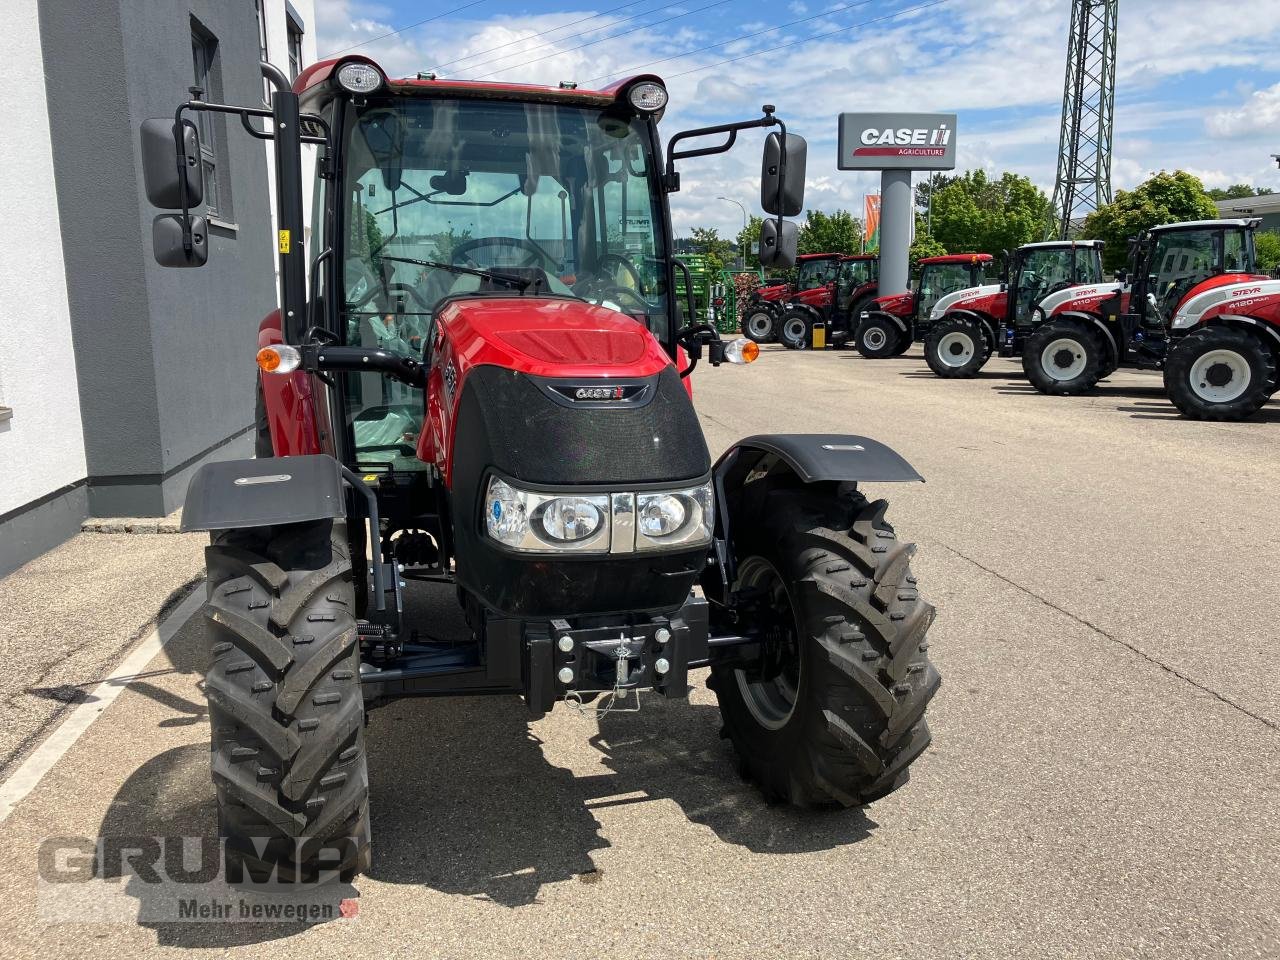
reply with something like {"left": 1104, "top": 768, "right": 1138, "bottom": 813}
{"left": 38, "top": 0, "right": 276, "bottom": 518}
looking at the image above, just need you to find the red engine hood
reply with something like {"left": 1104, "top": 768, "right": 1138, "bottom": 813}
{"left": 436, "top": 296, "right": 674, "bottom": 379}
{"left": 870, "top": 292, "right": 914, "bottom": 315}
{"left": 757, "top": 283, "right": 789, "bottom": 301}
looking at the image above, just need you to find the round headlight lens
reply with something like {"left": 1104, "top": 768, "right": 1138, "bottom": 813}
{"left": 533, "top": 497, "right": 605, "bottom": 543}
{"left": 637, "top": 494, "right": 687, "bottom": 537}
{"left": 336, "top": 61, "right": 384, "bottom": 95}
{"left": 486, "top": 478, "right": 528, "bottom": 546}
{"left": 627, "top": 81, "right": 668, "bottom": 113}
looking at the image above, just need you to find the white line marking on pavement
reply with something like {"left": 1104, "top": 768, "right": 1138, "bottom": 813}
{"left": 0, "top": 588, "right": 205, "bottom": 824}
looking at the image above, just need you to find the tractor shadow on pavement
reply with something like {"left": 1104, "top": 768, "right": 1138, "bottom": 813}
{"left": 1115, "top": 400, "right": 1280, "bottom": 423}
{"left": 897, "top": 369, "right": 1025, "bottom": 380}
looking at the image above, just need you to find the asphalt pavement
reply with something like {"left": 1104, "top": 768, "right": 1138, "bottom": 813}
{"left": 0, "top": 345, "right": 1276, "bottom": 959}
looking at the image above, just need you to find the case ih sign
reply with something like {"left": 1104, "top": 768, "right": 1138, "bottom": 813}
{"left": 837, "top": 113, "right": 958, "bottom": 170}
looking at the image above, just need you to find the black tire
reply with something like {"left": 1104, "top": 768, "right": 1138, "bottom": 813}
{"left": 890, "top": 331, "right": 914, "bottom": 356}
{"left": 924, "top": 316, "right": 990, "bottom": 378}
{"left": 853, "top": 316, "right": 902, "bottom": 359}
{"left": 1164, "top": 326, "right": 1277, "bottom": 421}
{"left": 779, "top": 308, "right": 811, "bottom": 350}
{"left": 254, "top": 381, "right": 273, "bottom": 458}
{"left": 709, "top": 488, "right": 940, "bottom": 807}
{"left": 742, "top": 303, "right": 778, "bottom": 343}
{"left": 1022, "top": 319, "right": 1105, "bottom": 395}
{"left": 204, "top": 520, "right": 370, "bottom": 883}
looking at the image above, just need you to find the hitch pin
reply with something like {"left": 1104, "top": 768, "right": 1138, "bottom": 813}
{"left": 614, "top": 632, "right": 644, "bottom": 699}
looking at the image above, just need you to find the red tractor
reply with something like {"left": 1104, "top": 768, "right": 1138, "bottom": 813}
{"left": 853, "top": 253, "right": 992, "bottom": 358}
{"left": 740, "top": 252, "right": 871, "bottom": 344}
{"left": 140, "top": 56, "right": 940, "bottom": 881}
{"left": 921, "top": 240, "right": 1104, "bottom": 378}
{"left": 1019, "top": 219, "right": 1277, "bottom": 419}
{"left": 777, "top": 253, "right": 880, "bottom": 350}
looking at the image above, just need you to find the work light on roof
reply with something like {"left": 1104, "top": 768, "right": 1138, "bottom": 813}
{"left": 336, "top": 61, "right": 384, "bottom": 95}
{"left": 627, "top": 82, "right": 668, "bottom": 114}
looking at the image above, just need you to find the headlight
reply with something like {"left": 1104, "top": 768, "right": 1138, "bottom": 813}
{"left": 335, "top": 61, "right": 384, "bottom": 95}
{"left": 635, "top": 483, "right": 712, "bottom": 552}
{"left": 627, "top": 81, "right": 668, "bottom": 113}
{"left": 483, "top": 475, "right": 711, "bottom": 554}
{"left": 485, "top": 477, "right": 610, "bottom": 553}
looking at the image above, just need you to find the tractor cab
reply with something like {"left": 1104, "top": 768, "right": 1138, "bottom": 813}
{"left": 1005, "top": 241, "right": 1104, "bottom": 329}
{"left": 834, "top": 254, "right": 879, "bottom": 314}
{"left": 1126, "top": 219, "right": 1262, "bottom": 326}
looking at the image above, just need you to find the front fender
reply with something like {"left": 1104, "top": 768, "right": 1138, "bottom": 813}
{"left": 181, "top": 454, "right": 347, "bottom": 532}
{"left": 946, "top": 309, "right": 998, "bottom": 347}
{"left": 701, "top": 434, "right": 922, "bottom": 605}
{"left": 1056, "top": 310, "right": 1117, "bottom": 364}
{"left": 861, "top": 309, "right": 908, "bottom": 334}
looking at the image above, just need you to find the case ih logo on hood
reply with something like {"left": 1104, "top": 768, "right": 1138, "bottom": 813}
{"left": 550, "top": 383, "right": 648, "bottom": 404}
{"left": 855, "top": 122, "right": 952, "bottom": 158}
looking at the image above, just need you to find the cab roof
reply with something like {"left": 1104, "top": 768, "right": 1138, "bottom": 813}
{"left": 295, "top": 55, "right": 661, "bottom": 110}
{"left": 920, "top": 253, "right": 993, "bottom": 265}
{"left": 1146, "top": 218, "right": 1261, "bottom": 234}
{"left": 1018, "top": 239, "right": 1105, "bottom": 250}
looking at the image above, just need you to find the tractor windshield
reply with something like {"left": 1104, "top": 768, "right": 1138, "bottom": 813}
{"left": 918, "top": 262, "right": 980, "bottom": 318}
{"left": 337, "top": 96, "right": 669, "bottom": 470}
{"left": 1146, "top": 226, "right": 1255, "bottom": 319}
{"left": 1014, "top": 246, "right": 1102, "bottom": 323}
{"left": 796, "top": 258, "right": 840, "bottom": 290}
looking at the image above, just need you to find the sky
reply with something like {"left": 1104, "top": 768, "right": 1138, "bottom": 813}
{"left": 313, "top": 0, "right": 1280, "bottom": 236}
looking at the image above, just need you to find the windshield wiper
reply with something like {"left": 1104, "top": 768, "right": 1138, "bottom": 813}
{"left": 379, "top": 255, "right": 543, "bottom": 294}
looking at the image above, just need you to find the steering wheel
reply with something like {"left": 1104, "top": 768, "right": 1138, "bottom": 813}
{"left": 592, "top": 284, "right": 651, "bottom": 315}
{"left": 597, "top": 253, "right": 646, "bottom": 296}
{"left": 451, "top": 236, "right": 554, "bottom": 271}
{"left": 345, "top": 257, "right": 384, "bottom": 311}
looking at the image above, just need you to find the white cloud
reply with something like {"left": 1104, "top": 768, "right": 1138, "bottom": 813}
{"left": 1206, "top": 81, "right": 1280, "bottom": 139}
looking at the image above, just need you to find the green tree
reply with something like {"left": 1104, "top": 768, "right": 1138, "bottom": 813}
{"left": 689, "top": 226, "right": 736, "bottom": 272}
{"left": 1081, "top": 170, "right": 1219, "bottom": 272}
{"left": 909, "top": 220, "right": 947, "bottom": 272}
{"left": 1206, "top": 183, "right": 1275, "bottom": 200}
{"left": 927, "top": 170, "right": 1053, "bottom": 257}
{"left": 797, "top": 208, "right": 862, "bottom": 255}
{"left": 735, "top": 214, "right": 764, "bottom": 270}
{"left": 1256, "top": 230, "right": 1280, "bottom": 273}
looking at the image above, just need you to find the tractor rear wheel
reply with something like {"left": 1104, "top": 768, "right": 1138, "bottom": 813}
{"left": 853, "top": 316, "right": 902, "bottom": 359}
{"left": 709, "top": 487, "right": 940, "bottom": 807}
{"left": 1023, "top": 319, "right": 1105, "bottom": 395}
{"left": 924, "top": 316, "right": 989, "bottom": 378}
{"left": 204, "top": 520, "right": 370, "bottom": 883}
{"left": 742, "top": 303, "right": 778, "bottom": 343}
{"left": 1164, "top": 326, "right": 1276, "bottom": 421}
{"left": 780, "top": 309, "right": 811, "bottom": 350}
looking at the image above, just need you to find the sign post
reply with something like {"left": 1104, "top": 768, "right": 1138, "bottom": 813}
{"left": 838, "top": 112, "right": 957, "bottom": 295}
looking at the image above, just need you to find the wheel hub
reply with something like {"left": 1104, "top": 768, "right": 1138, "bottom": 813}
{"left": 1040, "top": 337, "right": 1086, "bottom": 380}
{"left": 937, "top": 331, "right": 975, "bottom": 366}
{"left": 747, "top": 312, "right": 772, "bottom": 337}
{"left": 864, "top": 327, "right": 887, "bottom": 350}
{"left": 734, "top": 558, "right": 801, "bottom": 731}
{"left": 1189, "top": 348, "right": 1250, "bottom": 403}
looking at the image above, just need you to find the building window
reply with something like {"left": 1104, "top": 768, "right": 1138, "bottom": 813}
{"left": 287, "top": 13, "right": 304, "bottom": 81}
{"left": 191, "top": 26, "right": 222, "bottom": 218}
{"left": 255, "top": 0, "right": 270, "bottom": 103}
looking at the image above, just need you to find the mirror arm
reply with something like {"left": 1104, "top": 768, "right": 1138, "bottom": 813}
{"left": 300, "top": 344, "right": 426, "bottom": 388}
{"left": 663, "top": 107, "right": 780, "bottom": 192}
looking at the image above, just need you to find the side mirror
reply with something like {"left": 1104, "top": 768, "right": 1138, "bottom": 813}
{"left": 152, "top": 215, "right": 209, "bottom": 268}
{"left": 758, "top": 218, "right": 798, "bottom": 269}
{"left": 761, "top": 132, "right": 806, "bottom": 217}
{"left": 1115, "top": 269, "right": 1128, "bottom": 283}
{"left": 140, "top": 118, "right": 203, "bottom": 209}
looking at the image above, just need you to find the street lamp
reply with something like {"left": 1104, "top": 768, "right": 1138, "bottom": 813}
{"left": 717, "top": 196, "right": 747, "bottom": 268}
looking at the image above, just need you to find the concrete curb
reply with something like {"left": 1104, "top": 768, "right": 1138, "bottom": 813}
{"left": 81, "top": 517, "right": 183, "bottom": 535}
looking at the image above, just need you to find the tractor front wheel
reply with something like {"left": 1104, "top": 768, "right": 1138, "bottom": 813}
{"left": 1164, "top": 326, "right": 1276, "bottom": 421}
{"left": 780, "top": 309, "right": 811, "bottom": 350}
{"left": 853, "top": 316, "right": 902, "bottom": 359}
{"left": 709, "top": 487, "right": 940, "bottom": 807}
{"left": 1023, "top": 320, "right": 1105, "bottom": 395}
{"left": 204, "top": 520, "right": 370, "bottom": 882}
{"left": 924, "top": 317, "right": 990, "bottom": 378}
{"left": 742, "top": 303, "right": 779, "bottom": 343}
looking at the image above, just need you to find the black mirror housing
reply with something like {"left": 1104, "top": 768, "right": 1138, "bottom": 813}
{"left": 152, "top": 214, "right": 209, "bottom": 268}
{"left": 761, "top": 132, "right": 806, "bottom": 217}
{"left": 758, "top": 218, "right": 798, "bottom": 268}
{"left": 140, "top": 118, "right": 203, "bottom": 209}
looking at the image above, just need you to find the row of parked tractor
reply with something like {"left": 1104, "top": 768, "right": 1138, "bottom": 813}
{"left": 739, "top": 218, "right": 1280, "bottom": 421}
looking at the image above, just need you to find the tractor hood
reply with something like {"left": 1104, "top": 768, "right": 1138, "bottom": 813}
{"left": 1171, "top": 276, "right": 1280, "bottom": 330}
{"left": 929, "top": 283, "right": 1004, "bottom": 320}
{"left": 756, "top": 283, "right": 789, "bottom": 301}
{"left": 1038, "top": 282, "right": 1124, "bottom": 317}
{"left": 869, "top": 291, "right": 914, "bottom": 315}
{"left": 436, "top": 296, "right": 674, "bottom": 379}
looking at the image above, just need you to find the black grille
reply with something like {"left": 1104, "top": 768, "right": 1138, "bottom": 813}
{"left": 459, "top": 366, "right": 709, "bottom": 486}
